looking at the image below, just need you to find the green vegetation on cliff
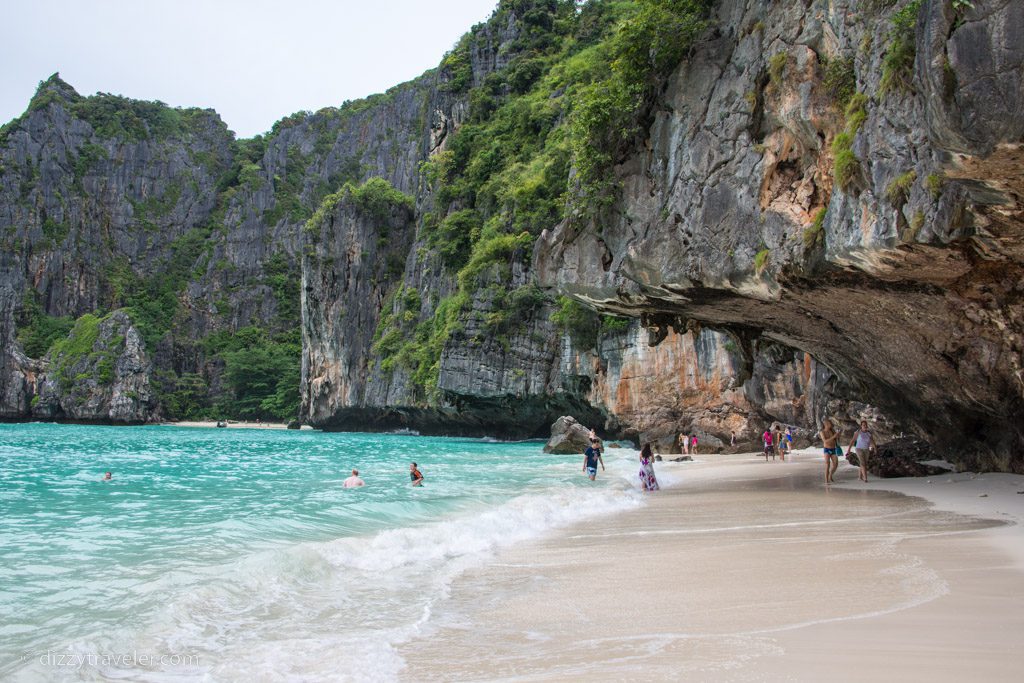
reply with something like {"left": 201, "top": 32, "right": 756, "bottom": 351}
{"left": 16, "top": 294, "right": 74, "bottom": 358}
{"left": 551, "top": 295, "right": 600, "bottom": 349}
{"left": 372, "top": 0, "right": 711, "bottom": 398}
{"left": 879, "top": 0, "right": 922, "bottom": 96}
{"left": 3, "top": 73, "right": 219, "bottom": 146}
{"left": 308, "top": 176, "right": 415, "bottom": 235}
{"left": 48, "top": 312, "right": 121, "bottom": 389}
{"left": 832, "top": 93, "right": 868, "bottom": 191}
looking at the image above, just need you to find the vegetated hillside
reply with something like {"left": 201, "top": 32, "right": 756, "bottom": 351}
{"left": 0, "top": 74, "right": 302, "bottom": 422}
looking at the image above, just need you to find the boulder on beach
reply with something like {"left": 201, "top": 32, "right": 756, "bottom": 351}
{"left": 845, "top": 438, "right": 950, "bottom": 477}
{"left": 639, "top": 429, "right": 682, "bottom": 454}
{"left": 544, "top": 416, "right": 592, "bottom": 454}
{"left": 286, "top": 420, "right": 301, "bottom": 430}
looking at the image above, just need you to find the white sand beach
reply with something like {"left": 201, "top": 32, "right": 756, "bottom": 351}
{"left": 164, "top": 420, "right": 313, "bottom": 430}
{"left": 400, "top": 449, "right": 1024, "bottom": 681}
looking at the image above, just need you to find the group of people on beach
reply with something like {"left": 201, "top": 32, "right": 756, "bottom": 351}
{"left": 580, "top": 418, "right": 879, "bottom": 492}
{"left": 762, "top": 425, "right": 793, "bottom": 461}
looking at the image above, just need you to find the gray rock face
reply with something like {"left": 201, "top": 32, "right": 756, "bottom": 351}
{"left": 302, "top": 191, "right": 418, "bottom": 424}
{"left": 0, "top": 76, "right": 235, "bottom": 418}
{"left": 0, "top": 79, "right": 232, "bottom": 320}
{"left": 296, "top": 5, "right": 608, "bottom": 439}
{"left": 0, "top": 286, "right": 43, "bottom": 417}
{"left": 535, "top": 0, "right": 1024, "bottom": 471}
{"left": 543, "top": 416, "right": 593, "bottom": 455}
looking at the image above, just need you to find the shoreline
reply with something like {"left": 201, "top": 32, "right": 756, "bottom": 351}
{"left": 399, "top": 448, "right": 1024, "bottom": 681}
{"left": 161, "top": 420, "right": 314, "bottom": 430}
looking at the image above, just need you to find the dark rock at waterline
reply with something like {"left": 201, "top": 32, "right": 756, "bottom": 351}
{"left": 845, "top": 438, "right": 950, "bottom": 478}
{"left": 672, "top": 456, "right": 693, "bottom": 462}
{"left": 654, "top": 455, "right": 662, "bottom": 462}
{"left": 286, "top": 420, "right": 301, "bottom": 430}
{"left": 544, "top": 416, "right": 592, "bottom": 454}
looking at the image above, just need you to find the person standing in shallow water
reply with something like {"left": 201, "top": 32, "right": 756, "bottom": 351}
{"left": 638, "top": 443, "right": 660, "bottom": 491}
{"left": 679, "top": 433, "right": 689, "bottom": 456}
{"left": 582, "top": 438, "right": 605, "bottom": 481}
{"left": 410, "top": 462, "right": 424, "bottom": 486}
{"left": 848, "top": 420, "right": 877, "bottom": 482}
{"left": 818, "top": 420, "right": 841, "bottom": 484}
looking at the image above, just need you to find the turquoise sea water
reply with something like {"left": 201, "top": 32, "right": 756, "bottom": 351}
{"left": 0, "top": 423, "right": 642, "bottom": 681}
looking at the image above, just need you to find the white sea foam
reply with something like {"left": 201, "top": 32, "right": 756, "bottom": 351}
{"left": 31, "top": 476, "right": 642, "bottom": 682}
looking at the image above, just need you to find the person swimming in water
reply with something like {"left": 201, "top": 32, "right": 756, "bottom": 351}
{"left": 410, "top": 462, "right": 424, "bottom": 486}
{"left": 102, "top": 471, "right": 112, "bottom": 481}
{"left": 342, "top": 469, "right": 365, "bottom": 488}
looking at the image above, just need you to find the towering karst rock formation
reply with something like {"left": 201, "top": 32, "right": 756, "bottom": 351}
{"left": 0, "top": 0, "right": 1020, "bottom": 471}
{"left": 536, "top": 0, "right": 1024, "bottom": 469}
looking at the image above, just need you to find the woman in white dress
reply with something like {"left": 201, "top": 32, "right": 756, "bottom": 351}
{"left": 639, "top": 443, "right": 660, "bottom": 492}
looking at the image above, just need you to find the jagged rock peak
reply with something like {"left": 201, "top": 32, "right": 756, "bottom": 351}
{"left": 31, "top": 72, "right": 81, "bottom": 103}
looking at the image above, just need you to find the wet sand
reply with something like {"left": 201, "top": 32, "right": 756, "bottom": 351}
{"left": 400, "top": 450, "right": 1024, "bottom": 681}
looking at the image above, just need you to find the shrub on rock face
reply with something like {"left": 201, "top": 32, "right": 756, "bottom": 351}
{"left": 831, "top": 93, "right": 869, "bottom": 192}
{"left": 879, "top": 0, "right": 923, "bottom": 97}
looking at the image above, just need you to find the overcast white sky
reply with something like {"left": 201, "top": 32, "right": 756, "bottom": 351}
{"left": 1, "top": 0, "right": 499, "bottom": 138}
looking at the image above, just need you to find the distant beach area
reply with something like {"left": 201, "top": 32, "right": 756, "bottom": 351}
{"left": 402, "top": 448, "right": 1024, "bottom": 681}
{"left": 163, "top": 420, "right": 314, "bottom": 430}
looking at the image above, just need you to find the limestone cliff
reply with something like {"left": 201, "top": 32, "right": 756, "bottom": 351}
{"left": 297, "top": 0, "right": 878, "bottom": 445}
{"left": 536, "top": 0, "right": 1024, "bottom": 470}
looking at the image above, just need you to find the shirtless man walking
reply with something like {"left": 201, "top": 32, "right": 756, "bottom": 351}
{"left": 818, "top": 420, "right": 841, "bottom": 484}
